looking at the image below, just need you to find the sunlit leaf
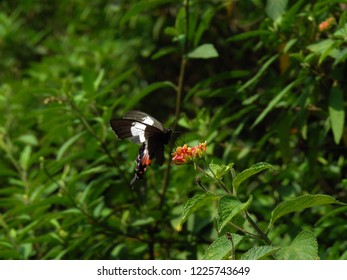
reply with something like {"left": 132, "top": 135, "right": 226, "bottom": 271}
{"left": 275, "top": 231, "right": 318, "bottom": 260}
{"left": 329, "top": 87, "right": 345, "bottom": 144}
{"left": 241, "top": 245, "right": 279, "bottom": 260}
{"left": 203, "top": 234, "right": 243, "bottom": 260}
{"left": 217, "top": 195, "right": 253, "bottom": 232}
{"left": 187, "top": 44, "right": 219, "bottom": 59}
{"left": 19, "top": 145, "right": 32, "bottom": 171}
{"left": 179, "top": 192, "right": 219, "bottom": 230}
{"left": 266, "top": 0, "right": 288, "bottom": 21}
{"left": 233, "top": 162, "right": 274, "bottom": 192}
{"left": 269, "top": 194, "right": 344, "bottom": 229}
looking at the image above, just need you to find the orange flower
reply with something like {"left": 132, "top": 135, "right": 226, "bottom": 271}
{"left": 172, "top": 141, "right": 207, "bottom": 165}
{"left": 318, "top": 17, "right": 335, "bottom": 32}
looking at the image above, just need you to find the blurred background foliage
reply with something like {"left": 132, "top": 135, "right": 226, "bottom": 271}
{"left": 0, "top": 0, "right": 346, "bottom": 259}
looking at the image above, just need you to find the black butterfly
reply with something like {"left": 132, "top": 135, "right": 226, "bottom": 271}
{"left": 110, "top": 111, "right": 171, "bottom": 187}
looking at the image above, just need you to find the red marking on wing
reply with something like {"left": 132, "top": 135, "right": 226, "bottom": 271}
{"left": 141, "top": 153, "right": 152, "bottom": 166}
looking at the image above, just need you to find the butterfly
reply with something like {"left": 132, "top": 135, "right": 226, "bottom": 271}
{"left": 110, "top": 111, "right": 172, "bottom": 187}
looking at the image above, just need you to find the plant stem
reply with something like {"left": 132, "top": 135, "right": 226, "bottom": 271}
{"left": 159, "top": 57, "right": 187, "bottom": 209}
{"left": 228, "top": 221, "right": 263, "bottom": 239}
{"left": 245, "top": 211, "right": 272, "bottom": 245}
{"left": 195, "top": 162, "right": 232, "bottom": 195}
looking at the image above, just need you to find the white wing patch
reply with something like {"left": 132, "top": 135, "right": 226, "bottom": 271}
{"left": 130, "top": 122, "right": 146, "bottom": 143}
{"left": 142, "top": 116, "right": 155, "bottom": 126}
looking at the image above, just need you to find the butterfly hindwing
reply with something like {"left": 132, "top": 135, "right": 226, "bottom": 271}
{"left": 147, "top": 136, "right": 166, "bottom": 165}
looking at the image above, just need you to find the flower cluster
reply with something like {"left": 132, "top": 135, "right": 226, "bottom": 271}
{"left": 172, "top": 141, "right": 207, "bottom": 165}
{"left": 318, "top": 17, "right": 335, "bottom": 32}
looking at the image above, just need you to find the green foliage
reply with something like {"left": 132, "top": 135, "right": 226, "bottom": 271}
{"left": 1, "top": 0, "right": 347, "bottom": 260}
{"left": 241, "top": 245, "right": 279, "bottom": 260}
{"left": 275, "top": 231, "right": 318, "bottom": 260}
{"left": 187, "top": 44, "right": 219, "bottom": 59}
{"left": 217, "top": 195, "right": 253, "bottom": 232}
{"left": 329, "top": 86, "right": 345, "bottom": 143}
{"left": 179, "top": 192, "right": 218, "bottom": 231}
{"left": 269, "top": 194, "right": 345, "bottom": 229}
{"left": 178, "top": 161, "right": 339, "bottom": 259}
{"left": 232, "top": 162, "right": 274, "bottom": 192}
{"left": 203, "top": 234, "right": 243, "bottom": 260}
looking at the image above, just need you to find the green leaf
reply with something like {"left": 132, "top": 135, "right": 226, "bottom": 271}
{"left": 329, "top": 87, "right": 345, "bottom": 144}
{"left": 164, "top": 27, "right": 178, "bottom": 37}
{"left": 333, "top": 47, "right": 347, "bottom": 66}
{"left": 238, "top": 54, "right": 279, "bottom": 93}
{"left": 187, "top": 44, "right": 219, "bottom": 59}
{"left": 120, "top": 0, "right": 172, "bottom": 25}
{"left": 283, "top": 38, "right": 298, "bottom": 53}
{"left": 315, "top": 205, "right": 347, "bottom": 226}
{"left": 217, "top": 195, "right": 253, "bottom": 232}
{"left": 0, "top": 241, "right": 13, "bottom": 249}
{"left": 206, "top": 163, "right": 234, "bottom": 180}
{"left": 17, "top": 134, "right": 39, "bottom": 146}
{"left": 265, "top": 0, "right": 288, "bottom": 21}
{"left": 307, "top": 39, "right": 339, "bottom": 64}
{"left": 203, "top": 234, "right": 243, "bottom": 260}
{"left": 80, "top": 165, "right": 108, "bottom": 176}
{"left": 241, "top": 245, "right": 280, "bottom": 260}
{"left": 252, "top": 81, "right": 296, "bottom": 128}
{"left": 93, "top": 69, "right": 105, "bottom": 91}
{"left": 179, "top": 192, "right": 219, "bottom": 230}
{"left": 307, "top": 39, "right": 335, "bottom": 54}
{"left": 123, "top": 81, "right": 176, "bottom": 111}
{"left": 228, "top": 30, "right": 271, "bottom": 42}
{"left": 275, "top": 231, "right": 318, "bottom": 260}
{"left": 19, "top": 145, "right": 32, "bottom": 171}
{"left": 19, "top": 243, "right": 33, "bottom": 259}
{"left": 333, "top": 23, "right": 347, "bottom": 38}
{"left": 269, "top": 194, "right": 345, "bottom": 229}
{"left": 193, "top": 8, "right": 215, "bottom": 47}
{"left": 56, "top": 131, "right": 86, "bottom": 160}
{"left": 131, "top": 217, "right": 155, "bottom": 227}
{"left": 232, "top": 162, "right": 274, "bottom": 192}
{"left": 151, "top": 47, "right": 177, "bottom": 60}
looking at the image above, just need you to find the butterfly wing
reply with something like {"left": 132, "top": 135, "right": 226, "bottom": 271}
{"left": 123, "top": 111, "right": 165, "bottom": 132}
{"left": 146, "top": 136, "right": 166, "bottom": 165}
{"left": 110, "top": 111, "right": 171, "bottom": 187}
{"left": 110, "top": 119, "right": 164, "bottom": 144}
{"left": 130, "top": 138, "right": 165, "bottom": 188}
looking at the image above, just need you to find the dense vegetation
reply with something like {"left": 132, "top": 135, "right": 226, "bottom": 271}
{"left": 0, "top": 0, "right": 346, "bottom": 260}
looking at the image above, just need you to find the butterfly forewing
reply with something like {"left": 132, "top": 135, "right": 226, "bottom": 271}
{"left": 110, "top": 119, "right": 164, "bottom": 144}
{"left": 110, "top": 119, "right": 135, "bottom": 139}
{"left": 123, "top": 110, "right": 165, "bottom": 132}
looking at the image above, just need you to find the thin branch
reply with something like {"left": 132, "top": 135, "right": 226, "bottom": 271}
{"left": 195, "top": 164, "right": 232, "bottom": 195}
{"left": 227, "top": 221, "right": 262, "bottom": 239}
{"left": 244, "top": 211, "right": 272, "bottom": 245}
{"left": 226, "top": 233, "right": 235, "bottom": 260}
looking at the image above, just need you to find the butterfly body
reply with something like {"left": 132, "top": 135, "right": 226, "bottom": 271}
{"left": 110, "top": 111, "right": 171, "bottom": 186}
